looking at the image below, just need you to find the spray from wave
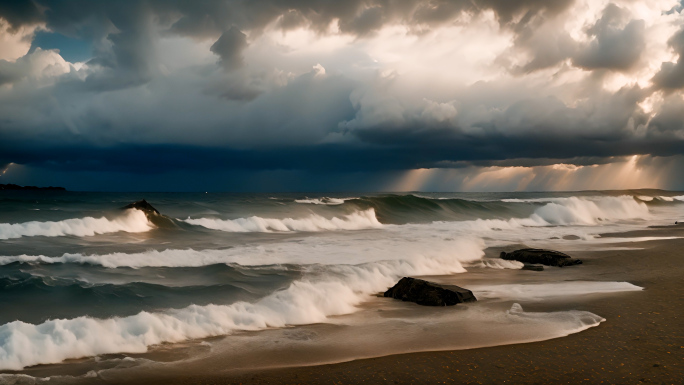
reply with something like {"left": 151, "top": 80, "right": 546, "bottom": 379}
{"left": 0, "top": 210, "right": 152, "bottom": 240}
{"left": 421, "top": 196, "right": 650, "bottom": 238}
{"left": 183, "top": 209, "right": 382, "bottom": 233}
{"left": 525, "top": 196, "right": 649, "bottom": 226}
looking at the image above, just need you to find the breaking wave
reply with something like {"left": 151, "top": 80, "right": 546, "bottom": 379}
{"left": 333, "top": 194, "right": 652, "bottom": 226}
{"left": 295, "top": 197, "right": 357, "bottom": 205}
{"left": 0, "top": 231, "right": 485, "bottom": 268}
{"left": 182, "top": 209, "right": 382, "bottom": 232}
{"left": 528, "top": 196, "right": 649, "bottom": 225}
{"left": 0, "top": 210, "right": 152, "bottom": 240}
{"left": 636, "top": 195, "right": 684, "bottom": 203}
{"left": 0, "top": 238, "right": 485, "bottom": 370}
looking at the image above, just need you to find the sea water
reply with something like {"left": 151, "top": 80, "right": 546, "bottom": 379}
{"left": 0, "top": 191, "right": 682, "bottom": 377}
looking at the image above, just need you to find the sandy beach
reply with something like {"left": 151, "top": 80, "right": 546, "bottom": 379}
{"left": 75, "top": 224, "right": 682, "bottom": 385}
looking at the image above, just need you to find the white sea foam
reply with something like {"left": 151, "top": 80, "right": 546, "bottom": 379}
{"left": 0, "top": 233, "right": 486, "bottom": 269}
{"left": 502, "top": 198, "right": 560, "bottom": 203}
{"left": 497, "top": 196, "right": 650, "bottom": 226}
{"left": 475, "top": 259, "right": 524, "bottom": 269}
{"left": 0, "top": 210, "right": 152, "bottom": 240}
{"left": 506, "top": 303, "right": 605, "bottom": 333}
{"left": 473, "top": 281, "right": 643, "bottom": 301}
{"left": 182, "top": 209, "right": 381, "bottom": 232}
{"left": 294, "top": 197, "right": 356, "bottom": 205}
{"left": 529, "top": 196, "right": 648, "bottom": 225}
{"left": 0, "top": 238, "right": 484, "bottom": 370}
{"left": 590, "top": 236, "right": 682, "bottom": 243}
{"left": 637, "top": 195, "right": 654, "bottom": 201}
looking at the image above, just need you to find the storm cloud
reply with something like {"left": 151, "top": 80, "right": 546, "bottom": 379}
{"left": 1, "top": 0, "right": 683, "bottom": 191}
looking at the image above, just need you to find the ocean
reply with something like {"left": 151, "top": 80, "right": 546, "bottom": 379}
{"left": 1, "top": 190, "right": 683, "bottom": 381}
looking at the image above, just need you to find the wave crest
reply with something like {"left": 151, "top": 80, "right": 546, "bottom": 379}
{"left": 295, "top": 197, "right": 356, "bottom": 205}
{"left": 530, "top": 196, "right": 649, "bottom": 226}
{"left": 183, "top": 209, "right": 382, "bottom": 232}
{"left": 0, "top": 210, "right": 152, "bottom": 239}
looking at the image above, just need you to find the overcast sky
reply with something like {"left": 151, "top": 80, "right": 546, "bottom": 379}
{"left": 1, "top": 0, "right": 683, "bottom": 191}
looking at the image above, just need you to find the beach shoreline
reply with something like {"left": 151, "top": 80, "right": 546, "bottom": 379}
{"left": 71, "top": 224, "right": 682, "bottom": 385}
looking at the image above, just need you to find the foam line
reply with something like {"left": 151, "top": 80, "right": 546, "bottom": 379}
{"left": 473, "top": 281, "right": 643, "bottom": 300}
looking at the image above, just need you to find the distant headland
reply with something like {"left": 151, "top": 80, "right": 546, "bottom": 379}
{"left": 0, "top": 184, "right": 66, "bottom": 191}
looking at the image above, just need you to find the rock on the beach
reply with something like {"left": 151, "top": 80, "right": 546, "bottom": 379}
{"left": 122, "top": 199, "right": 160, "bottom": 216}
{"left": 384, "top": 277, "right": 477, "bottom": 306}
{"left": 500, "top": 249, "right": 582, "bottom": 267}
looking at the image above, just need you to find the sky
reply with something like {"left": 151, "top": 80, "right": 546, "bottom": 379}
{"left": 1, "top": 0, "right": 684, "bottom": 192}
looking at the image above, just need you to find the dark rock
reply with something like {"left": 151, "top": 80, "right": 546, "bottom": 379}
{"left": 384, "top": 277, "right": 476, "bottom": 306}
{"left": 121, "top": 199, "right": 178, "bottom": 228}
{"left": 521, "top": 264, "right": 544, "bottom": 271}
{"left": 122, "top": 199, "right": 160, "bottom": 216}
{"left": 500, "top": 249, "right": 582, "bottom": 267}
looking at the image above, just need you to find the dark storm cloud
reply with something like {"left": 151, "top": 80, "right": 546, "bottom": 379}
{"left": 653, "top": 26, "right": 684, "bottom": 91}
{"left": 339, "top": 7, "right": 385, "bottom": 36}
{"left": 0, "top": 74, "right": 680, "bottom": 175}
{"left": 647, "top": 95, "right": 684, "bottom": 136}
{"left": 0, "top": 0, "right": 583, "bottom": 90}
{"left": 1, "top": 0, "right": 683, "bottom": 191}
{"left": 513, "top": 28, "right": 577, "bottom": 74}
{"left": 210, "top": 27, "right": 248, "bottom": 70}
{"left": 1, "top": 0, "right": 578, "bottom": 40}
{"left": 479, "top": 0, "right": 575, "bottom": 23}
{"left": 0, "top": 0, "right": 42, "bottom": 31}
{"left": 506, "top": 2, "right": 646, "bottom": 75}
{"left": 2, "top": 122, "right": 682, "bottom": 176}
{"left": 573, "top": 4, "right": 645, "bottom": 71}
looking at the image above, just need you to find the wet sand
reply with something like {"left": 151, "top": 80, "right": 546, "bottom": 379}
{"left": 7, "top": 225, "right": 683, "bottom": 385}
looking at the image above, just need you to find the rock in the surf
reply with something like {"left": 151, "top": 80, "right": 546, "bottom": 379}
{"left": 500, "top": 249, "right": 582, "bottom": 267}
{"left": 384, "top": 277, "right": 476, "bottom": 306}
{"left": 122, "top": 199, "right": 177, "bottom": 228}
{"left": 122, "top": 199, "right": 160, "bottom": 216}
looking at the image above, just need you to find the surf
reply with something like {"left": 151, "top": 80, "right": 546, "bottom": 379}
{"left": 182, "top": 209, "right": 382, "bottom": 232}
{"left": 0, "top": 209, "right": 152, "bottom": 239}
